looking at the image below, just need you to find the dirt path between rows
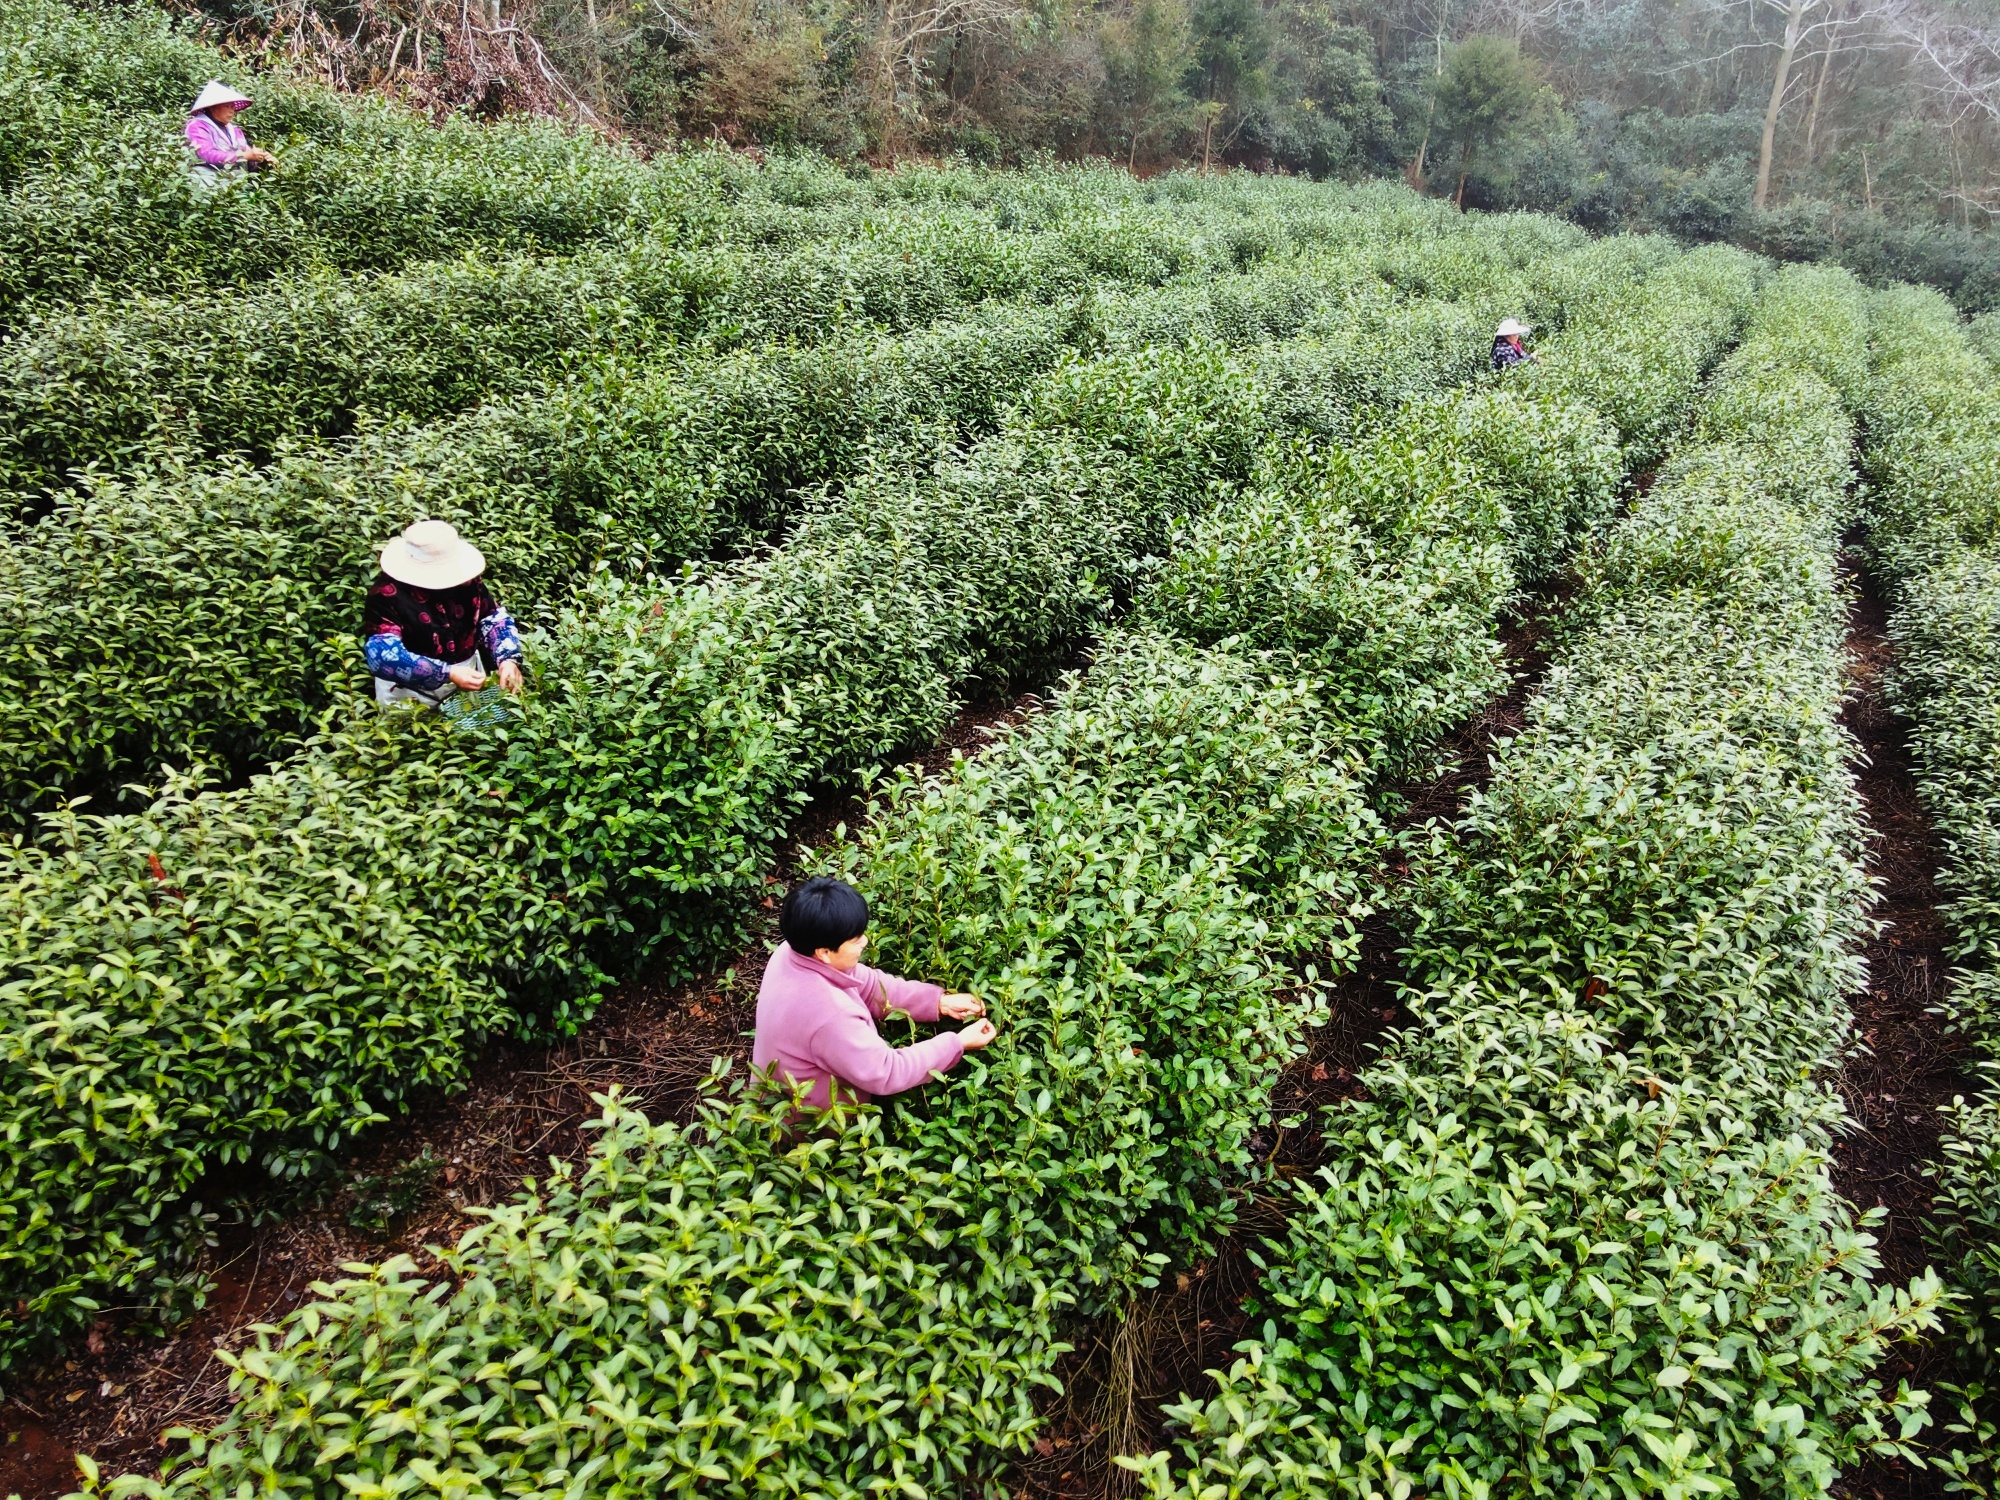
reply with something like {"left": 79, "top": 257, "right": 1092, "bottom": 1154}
{"left": 0, "top": 692, "right": 1038, "bottom": 1499}
{"left": 1831, "top": 558, "right": 1974, "bottom": 1500}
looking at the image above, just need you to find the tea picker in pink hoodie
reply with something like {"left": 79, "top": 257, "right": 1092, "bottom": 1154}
{"left": 752, "top": 876, "right": 996, "bottom": 1110}
{"left": 184, "top": 82, "right": 276, "bottom": 174}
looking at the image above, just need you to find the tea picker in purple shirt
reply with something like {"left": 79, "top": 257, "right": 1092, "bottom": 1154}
{"left": 184, "top": 81, "right": 275, "bottom": 173}
{"left": 752, "top": 877, "right": 997, "bottom": 1111}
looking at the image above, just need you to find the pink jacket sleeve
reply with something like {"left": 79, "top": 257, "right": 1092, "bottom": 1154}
{"left": 185, "top": 115, "right": 244, "bottom": 167}
{"left": 809, "top": 1011, "right": 965, "bottom": 1100}
{"left": 856, "top": 964, "right": 944, "bottom": 1023}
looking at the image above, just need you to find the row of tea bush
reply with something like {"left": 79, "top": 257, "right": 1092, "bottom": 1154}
{"left": 1862, "top": 284, "right": 2000, "bottom": 1487}
{"left": 0, "top": 223, "right": 1650, "bottom": 816}
{"left": 1134, "top": 262, "right": 1945, "bottom": 1500}
{"left": 55, "top": 246, "right": 1749, "bottom": 1496}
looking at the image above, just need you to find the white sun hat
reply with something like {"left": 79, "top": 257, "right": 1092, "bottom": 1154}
{"left": 189, "top": 80, "right": 253, "bottom": 116}
{"left": 380, "top": 520, "right": 486, "bottom": 590}
{"left": 1495, "top": 317, "right": 1532, "bottom": 337}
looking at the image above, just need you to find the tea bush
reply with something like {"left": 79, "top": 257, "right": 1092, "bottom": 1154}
{"left": 1134, "top": 392, "right": 1620, "bottom": 782}
{"left": 0, "top": 0, "right": 668, "bottom": 319}
{"left": 1858, "top": 287, "right": 2000, "bottom": 593}
{"left": 58, "top": 252, "right": 1729, "bottom": 1487}
{"left": 116, "top": 633, "right": 1379, "bottom": 1500}
{"left": 1530, "top": 242, "right": 1761, "bottom": 467}
{"left": 1130, "top": 265, "right": 1946, "bottom": 1500}
{"left": 0, "top": 194, "right": 1404, "bottom": 494}
{"left": 0, "top": 292, "right": 1214, "bottom": 817}
{"left": 1126, "top": 244, "right": 1739, "bottom": 789}
{"left": 0, "top": 303, "right": 1433, "bottom": 1359}
{"left": 0, "top": 11, "right": 1865, "bottom": 1475}
{"left": 0, "top": 568, "right": 796, "bottom": 1356}
{"left": 1895, "top": 551, "right": 2000, "bottom": 1411}
{"left": 86, "top": 244, "right": 1712, "bottom": 1496}
{"left": 0, "top": 176, "right": 1600, "bottom": 505}
{"left": 0, "top": 112, "right": 661, "bottom": 318}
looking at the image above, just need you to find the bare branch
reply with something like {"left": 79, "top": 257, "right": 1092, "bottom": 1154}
{"left": 1893, "top": 4, "right": 2000, "bottom": 128}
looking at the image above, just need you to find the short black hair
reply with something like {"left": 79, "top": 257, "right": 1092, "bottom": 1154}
{"left": 781, "top": 876, "right": 869, "bottom": 956}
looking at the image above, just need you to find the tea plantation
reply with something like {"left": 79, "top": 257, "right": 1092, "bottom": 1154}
{"left": 6, "top": 1, "right": 2000, "bottom": 1495}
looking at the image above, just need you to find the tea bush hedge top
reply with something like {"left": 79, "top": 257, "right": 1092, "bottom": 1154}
{"left": 0, "top": 182, "right": 1478, "bottom": 495}
{"left": 126, "top": 634, "right": 1383, "bottom": 1500}
{"left": 0, "top": 219, "right": 1647, "bottom": 822}
{"left": 0, "top": 290, "right": 1418, "bottom": 1364}
{"left": 115, "top": 375, "right": 1616, "bottom": 1496}
{"left": 59, "top": 242, "right": 1724, "bottom": 1496}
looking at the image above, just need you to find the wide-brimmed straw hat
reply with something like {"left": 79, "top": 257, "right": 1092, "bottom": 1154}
{"left": 189, "top": 81, "right": 253, "bottom": 116}
{"left": 380, "top": 520, "right": 485, "bottom": 589}
{"left": 1495, "top": 317, "right": 1532, "bottom": 338}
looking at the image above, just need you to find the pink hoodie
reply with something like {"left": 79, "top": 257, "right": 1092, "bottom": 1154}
{"left": 751, "top": 943, "right": 965, "bottom": 1109}
{"left": 185, "top": 113, "right": 251, "bottom": 167}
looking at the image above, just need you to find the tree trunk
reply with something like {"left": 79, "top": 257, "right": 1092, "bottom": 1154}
{"left": 583, "top": 0, "right": 604, "bottom": 100}
{"left": 1406, "top": 6, "right": 1448, "bottom": 190}
{"left": 940, "top": 31, "right": 960, "bottom": 102}
{"left": 1953, "top": 123, "right": 1970, "bottom": 228}
{"left": 1454, "top": 136, "right": 1472, "bottom": 208}
{"left": 1802, "top": 5, "right": 1842, "bottom": 166}
{"left": 1754, "top": 0, "right": 1809, "bottom": 209}
{"left": 1199, "top": 64, "right": 1218, "bottom": 174}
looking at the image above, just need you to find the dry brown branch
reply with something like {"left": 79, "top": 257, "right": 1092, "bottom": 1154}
{"left": 263, "top": 0, "right": 602, "bottom": 121}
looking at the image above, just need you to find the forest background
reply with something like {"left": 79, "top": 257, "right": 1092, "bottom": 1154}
{"left": 181, "top": 0, "right": 2000, "bottom": 304}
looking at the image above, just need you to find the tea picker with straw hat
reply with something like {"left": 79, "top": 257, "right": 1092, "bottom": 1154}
{"left": 1492, "top": 317, "right": 1538, "bottom": 371}
{"left": 184, "top": 80, "right": 275, "bottom": 173}
{"left": 363, "top": 520, "right": 526, "bottom": 707}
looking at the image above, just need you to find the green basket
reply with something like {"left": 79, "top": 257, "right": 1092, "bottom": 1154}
{"left": 439, "top": 684, "right": 521, "bottom": 736}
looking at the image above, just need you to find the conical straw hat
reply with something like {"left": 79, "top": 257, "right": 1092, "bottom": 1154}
{"left": 189, "top": 80, "right": 253, "bottom": 116}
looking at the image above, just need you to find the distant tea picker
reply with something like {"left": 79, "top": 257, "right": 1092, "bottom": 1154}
{"left": 1492, "top": 316, "right": 1539, "bottom": 370}
{"left": 184, "top": 79, "right": 275, "bottom": 180}
{"left": 364, "top": 520, "right": 526, "bottom": 707}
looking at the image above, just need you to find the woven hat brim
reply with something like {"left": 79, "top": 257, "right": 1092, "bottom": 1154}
{"left": 379, "top": 537, "right": 485, "bottom": 589}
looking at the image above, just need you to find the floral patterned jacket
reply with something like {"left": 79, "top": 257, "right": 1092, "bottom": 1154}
{"left": 362, "top": 574, "right": 524, "bottom": 692}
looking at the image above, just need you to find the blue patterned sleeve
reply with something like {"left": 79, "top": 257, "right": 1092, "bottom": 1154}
{"left": 480, "top": 606, "right": 525, "bottom": 664}
{"left": 365, "top": 632, "right": 453, "bottom": 690}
